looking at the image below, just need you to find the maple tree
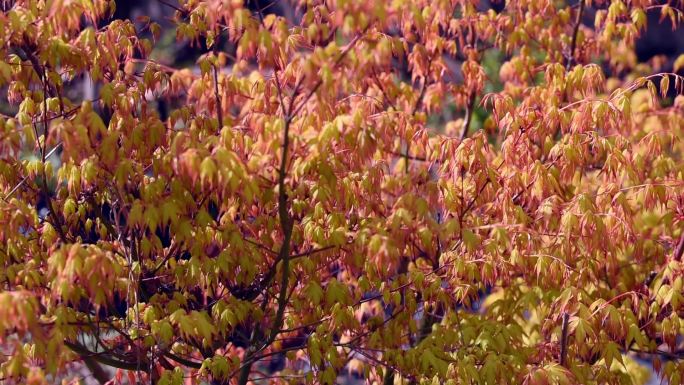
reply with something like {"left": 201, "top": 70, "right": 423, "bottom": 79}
{"left": 1, "top": 0, "right": 684, "bottom": 384}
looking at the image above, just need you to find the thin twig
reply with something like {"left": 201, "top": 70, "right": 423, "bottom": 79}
{"left": 403, "top": 56, "right": 433, "bottom": 173}
{"left": 559, "top": 312, "right": 569, "bottom": 366}
{"left": 212, "top": 51, "right": 224, "bottom": 129}
{"left": 459, "top": 91, "right": 476, "bottom": 140}
{"left": 673, "top": 232, "right": 684, "bottom": 261}
{"left": 3, "top": 142, "right": 62, "bottom": 201}
{"left": 290, "top": 245, "right": 336, "bottom": 260}
{"left": 289, "top": 31, "right": 366, "bottom": 118}
{"left": 155, "top": 0, "right": 187, "bottom": 15}
{"left": 566, "top": 0, "right": 585, "bottom": 70}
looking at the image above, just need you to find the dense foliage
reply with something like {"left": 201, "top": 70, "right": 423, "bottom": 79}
{"left": 1, "top": 0, "right": 684, "bottom": 384}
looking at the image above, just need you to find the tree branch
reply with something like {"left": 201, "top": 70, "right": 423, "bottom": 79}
{"left": 212, "top": 53, "right": 224, "bottom": 129}
{"left": 235, "top": 25, "right": 367, "bottom": 385}
{"left": 290, "top": 245, "right": 336, "bottom": 260}
{"left": 164, "top": 352, "right": 203, "bottom": 369}
{"left": 674, "top": 232, "right": 684, "bottom": 261}
{"left": 81, "top": 356, "right": 111, "bottom": 384}
{"left": 459, "top": 91, "right": 476, "bottom": 140}
{"left": 559, "top": 312, "right": 570, "bottom": 367}
{"left": 565, "top": 0, "right": 585, "bottom": 70}
{"left": 64, "top": 340, "right": 147, "bottom": 372}
{"left": 2, "top": 142, "right": 62, "bottom": 202}
{"left": 289, "top": 31, "right": 365, "bottom": 118}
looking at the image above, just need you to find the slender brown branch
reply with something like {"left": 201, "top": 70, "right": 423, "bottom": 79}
{"left": 155, "top": 0, "right": 188, "bottom": 15}
{"left": 244, "top": 237, "right": 278, "bottom": 256}
{"left": 383, "top": 147, "right": 430, "bottom": 162}
{"left": 354, "top": 348, "right": 412, "bottom": 383}
{"left": 16, "top": 43, "right": 56, "bottom": 98}
{"left": 290, "top": 245, "right": 336, "bottom": 260}
{"left": 265, "top": 108, "right": 294, "bottom": 350}
{"left": 3, "top": 142, "right": 62, "bottom": 202}
{"left": 237, "top": 22, "right": 367, "bottom": 385}
{"left": 410, "top": 73, "right": 429, "bottom": 116}
{"left": 34, "top": 69, "right": 68, "bottom": 243}
{"left": 629, "top": 347, "right": 684, "bottom": 360}
{"left": 212, "top": 57, "right": 224, "bottom": 129}
{"left": 240, "top": 30, "right": 366, "bottom": 304}
{"left": 673, "top": 232, "right": 684, "bottom": 261}
{"left": 164, "top": 352, "right": 203, "bottom": 369}
{"left": 559, "top": 312, "right": 570, "bottom": 366}
{"left": 289, "top": 31, "right": 365, "bottom": 118}
{"left": 403, "top": 56, "right": 433, "bottom": 173}
{"left": 566, "top": 0, "right": 585, "bottom": 70}
{"left": 371, "top": 69, "right": 397, "bottom": 110}
{"left": 81, "top": 356, "right": 110, "bottom": 385}
{"left": 64, "top": 340, "right": 147, "bottom": 372}
{"left": 237, "top": 7, "right": 297, "bottom": 384}
{"left": 459, "top": 91, "right": 476, "bottom": 140}
{"left": 150, "top": 241, "right": 181, "bottom": 274}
